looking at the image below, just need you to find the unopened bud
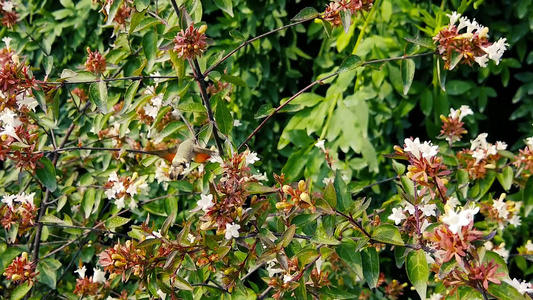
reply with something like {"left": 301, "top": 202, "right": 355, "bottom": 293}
{"left": 298, "top": 180, "right": 306, "bottom": 191}
{"left": 478, "top": 27, "right": 489, "bottom": 39}
{"left": 21, "top": 252, "right": 28, "bottom": 261}
{"left": 114, "top": 261, "right": 127, "bottom": 267}
{"left": 282, "top": 185, "right": 291, "bottom": 194}
{"left": 12, "top": 54, "right": 19, "bottom": 65}
{"left": 198, "top": 25, "right": 208, "bottom": 34}
{"left": 11, "top": 274, "right": 22, "bottom": 281}
{"left": 300, "top": 192, "right": 311, "bottom": 204}
{"left": 111, "top": 254, "right": 125, "bottom": 261}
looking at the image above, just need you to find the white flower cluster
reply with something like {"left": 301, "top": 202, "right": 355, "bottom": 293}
{"left": 225, "top": 222, "right": 240, "bottom": 240}
{"left": 449, "top": 105, "right": 473, "bottom": 121}
{"left": 441, "top": 204, "right": 479, "bottom": 234}
{"left": 388, "top": 197, "right": 437, "bottom": 226}
{"left": 470, "top": 133, "right": 506, "bottom": 164}
{"left": 105, "top": 171, "right": 148, "bottom": 210}
{"left": 491, "top": 193, "right": 521, "bottom": 229}
{"left": 403, "top": 138, "right": 439, "bottom": 160}
{"left": 1, "top": 192, "right": 35, "bottom": 209}
{"left": 446, "top": 11, "right": 508, "bottom": 67}
{"left": 505, "top": 278, "right": 533, "bottom": 295}
{"left": 0, "top": 107, "right": 22, "bottom": 142}
{"left": 74, "top": 265, "right": 107, "bottom": 283}
{"left": 2, "top": 1, "right": 14, "bottom": 13}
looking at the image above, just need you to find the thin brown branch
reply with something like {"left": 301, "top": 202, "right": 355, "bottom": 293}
{"left": 204, "top": 18, "right": 315, "bottom": 76}
{"left": 189, "top": 58, "right": 225, "bottom": 155}
{"left": 38, "top": 75, "right": 179, "bottom": 86}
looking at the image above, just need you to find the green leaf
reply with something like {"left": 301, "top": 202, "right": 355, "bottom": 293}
{"left": 89, "top": 81, "right": 109, "bottom": 113}
{"left": 178, "top": 101, "right": 206, "bottom": 113}
{"left": 143, "top": 31, "right": 157, "bottom": 70}
{"left": 437, "top": 59, "right": 447, "bottom": 92}
{"left": 323, "top": 182, "right": 337, "bottom": 208}
{"left": 214, "top": 100, "right": 233, "bottom": 135}
{"left": 400, "top": 59, "right": 415, "bottom": 95}
{"left": 37, "top": 258, "right": 61, "bottom": 289}
{"left": 106, "top": 216, "right": 131, "bottom": 229}
{"left": 446, "top": 80, "right": 473, "bottom": 95}
{"left": 320, "top": 19, "right": 332, "bottom": 37}
{"left": 229, "top": 30, "right": 245, "bottom": 40}
{"left": 121, "top": 80, "right": 140, "bottom": 113}
{"left": 523, "top": 176, "right": 533, "bottom": 216}
{"left": 488, "top": 282, "right": 528, "bottom": 300}
{"left": 220, "top": 74, "right": 247, "bottom": 87}
{"left": 158, "top": 121, "right": 186, "bottom": 141}
{"left": 334, "top": 171, "right": 351, "bottom": 212}
{"left": 82, "top": 188, "right": 96, "bottom": 219}
{"left": 173, "top": 275, "right": 194, "bottom": 291}
{"left": 496, "top": 166, "right": 513, "bottom": 191}
{"left": 420, "top": 89, "right": 433, "bottom": 116}
{"left": 361, "top": 247, "right": 379, "bottom": 288}
{"left": 36, "top": 157, "right": 57, "bottom": 192}
{"left": 244, "top": 182, "right": 277, "bottom": 195}
{"left": 340, "top": 9, "right": 351, "bottom": 34}
{"left": 404, "top": 37, "right": 435, "bottom": 49}
{"left": 10, "top": 282, "right": 31, "bottom": 300}
{"left": 336, "top": 242, "right": 363, "bottom": 280}
{"left": 311, "top": 219, "right": 341, "bottom": 245}
{"left": 40, "top": 214, "right": 65, "bottom": 224}
{"left": 134, "top": 0, "right": 150, "bottom": 11}
{"left": 254, "top": 104, "right": 275, "bottom": 119}
{"left": 278, "top": 225, "right": 296, "bottom": 248}
{"left": 372, "top": 224, "right": 404, "bottom": 246}
{"left": 32, "top": 88, "right": 46, "bottom": 111}
{"left": 213, "top": 0, "right": 233, "bottom": 17}
{"left": 406, "top": 249, "right": 429, "bottom": 299}
{"left": 449, "top": 51, "right": 463, "bottom": 71}
{"left": 61, "top": 70, "right": 98, "bottom": 82}
{"left": 291, "top": 7, "right": 319, "bottom": 21}
{"left": 338, "top": 55, "right": 362, "bottom": 74}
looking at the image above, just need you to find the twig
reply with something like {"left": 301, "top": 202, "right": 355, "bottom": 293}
{"left": 203, "top": 18, "right": 315, "bottom": 76}
{"left": 38, "top": 75, "right": 179, "bottom": 85}
{"left": 189, "top": 58, "right": 224, "bottom": 155}
{"left": 257, "top": 287, "right": 273, "bottom": 300}
{"left": 238, "top": 72, "right": 338, "bottom": 149}
{"left": 191, "top": 283, "right": 228, "bottom": 293}
{"left": 238, "top": 51, "right": 436, "bottom": 149}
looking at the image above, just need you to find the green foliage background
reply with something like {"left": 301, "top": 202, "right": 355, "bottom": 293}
{"left": 1, "top": 0, "right": 533, "bottom": 298}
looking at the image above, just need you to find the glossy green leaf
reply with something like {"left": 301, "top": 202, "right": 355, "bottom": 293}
{"left": 372, "top": 224, "right": 404, "bottom": 246}
{"left": 36, "top": 157, "right": 57, "bottom": 192}
{"left": 214, "top": 100, "right": 233, "bottom": 135}
{"left": 406, "top": 249, "right": 428, "bottom": 299}
{"left": 143, "top": 31, "right": 157, "bottom": 70}
{"left": 254, "top": 104, "right": 275, "bottom": 119}
{"left": 173, "top": 275, "right": 194, "bottom": 291}
{"left": 178, "top": 102, "right": 206, "bottom": 113}
{"left": 336, "top": 242, "right": 363, "bottom": 280}
{"left": 214, "top": 0, "right": 233, "bottom": 17}
{"left": 89, "top": 81, "right": 109, "bottom": 113}
{"left": 334, "top": 171, "right": 351, "bottom": 212}
{"left": 496, "top": 166, "right": 513, "bottom": 191}
{"left": 82, "top": 188, "right": 96, "bottom": 219}
{"left": 488, "top": 282, "right": 528, "bottom": 300}
{"left": 291, "top": 7, "right": 319, "bottom": 21}
{"left": 361, "top": 247, "right": 379, "bottom": 288}
{"left": 524, "top": 176, "right": 533, "bottom": 216}
{"left": 121, "top": 80, "right": 140, "bottom": 113}
{"left": 338, "top": 55, "right": 362, "bottom": 73}
{"left": 106, "top": 216, "right": 131, "bottom": 229}
{"left": 220, "top": 74, "right": 247, "bottom": 87}
{"left": 311, "top": 219, "right": 341, "bottom": 245}
{"left": 404, "top": 36, "right": 435, "bottom": 49}
{"left": 278, "top": 225, "right": 296, "bottom": 248}
{"left": 10, "top": 282, "right": 31, "bottom": 300}
{"left": 401, "top": 59, "right": 415, "bottom": 95}
{"left": 323, "top": 182, "right": 337, "bottom": 208}
{"left": 229, "top": 30, "right": 245, "bottom": 40}
{"left": 134, "top": 0, "right": 149, "bottom": 11}
{"left": 37, "top": 258, "right": 61, "bottom": 289}
{"left": 340, "top": 9, "right": 351, "bottom": 34}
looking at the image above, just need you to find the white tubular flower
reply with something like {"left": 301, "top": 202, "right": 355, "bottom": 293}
{"left": 466, "top": 18, "right": 479, "bottom": 33}
{"left": 475, "top": 54, "right": 489, "bottom": 67}
{"left": 108, "top": 171, "right": 119, "bottom": 182}
{"left": 388, "top": 207, "right": 406, "bottom": 225}
{"left": 0, "top": 124, "right": 22, "bottom": 142}
{"left": 156, "top": 289, "right": 167, "bottom": 300}
{"left": 481, "top": 38, "right": 509, "bottom": 65}
{"left": 315, "top": 139, "right": 326, "bottom": 152}
{"left": 420, "top": 203, "right": 437, "bottom": 217}
{"left": 419, "top": 141, "right": 438, "bottom": 159}
{"left": 0, "top": 108, "right": 21, "bottom": 127}
{"left": 2, "top": 1, "right": 13, "bottom": 13}
{"left": 525, "top": 240, "right": 533, "bottom": 252}
{"left": 446, "top": 11, "right": 461, "bottom": 26}
{"left": 457, "top": 16, "right": 470, "bottom": 31}
{"left": 245, "top": 151, "right": 260, "bottom": 166}
{"left": 504, "top": 278, "right": 533, "bottom": 295}
{"left": 115, "top": 196, "right": 126, "bottom": 210}
{"left": 441, "top": 205, "right": 478, "bottom": 234}
{"left": 16, "top": 93, "right": 39, "bottom": 112}
{"left": 495, "top": 141, "right": 507, "bottom": 150}
{"left": 1, "top": 194, "right": 16, "bottom": 209}
{"left": 526, "top": 137, "right": 533, "bottom": 149}
{"left": 197, "top": 194, "right": 215, "bottom": 212}
{"left": 233, "top": 119, "right": 242, "bottom": 127}
{"left": 74, "top": 265, "right": 87, "bottom": 279}
{"left": 128, "top": 198, "right": 138, "bottom": 210}
{"left": 92, "top": 268, "right": 107, "bottom": 283}
{"left": 471, "top": 133, "right": 489, "bottom": 150}
{"left": 315, "top": 257, "right": 324, "bottom": 274}
{"left": 404, "top": 137, "right": 422, "bottom": 159}
{"left": 266, "top": 260, "right": 284, "bottom": 277}
{"left": 224, "top": 222, "right": 241, "bottom": 239}
{"left": 144, "top": 103, "right": 159, "bottom": 119}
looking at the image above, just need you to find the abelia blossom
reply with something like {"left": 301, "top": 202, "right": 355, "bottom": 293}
{"left": 441, "top": 205, "right": 479, "bottom": 234}
{"left": 440, "top": 106, "right": 473, "bottom": 144}
{"left": 224, "top": 222, "right": 240, "bottom": 239}
{"left": 322, "top": 0, "right": 374, "bottom": 27}
{"left": 2, "top": 252, "right": 38, "bottom": 286}
{"left": 173, "top": 24, "right": 208, "bottom": 60}
{"left": 505, "top": 278, "right": 533, "bottom": 295}
{"left": 75, "top": 265, "right": 87, "bottom": 279}
{"left": 84, "top": 47, "right": 106, "bottom": 74}
{"left": 196, "top": 194, "right": 215, "bottom": 212}
{"left": 433, "top": 11, "right": 508, "bottom": 69}
{"left": 480, "top": 194, "right": 522, "bottom": 230}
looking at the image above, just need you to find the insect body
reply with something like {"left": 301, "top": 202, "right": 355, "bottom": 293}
{"left": 168, "top": 139, "right": 216, "bottom": 180}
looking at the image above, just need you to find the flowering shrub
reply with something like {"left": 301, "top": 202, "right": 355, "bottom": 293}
{"left": 0, "top": 1, "right": 532, "bottom": 300}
